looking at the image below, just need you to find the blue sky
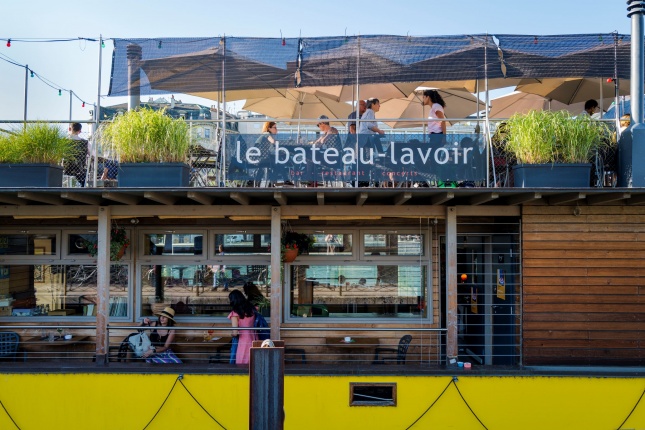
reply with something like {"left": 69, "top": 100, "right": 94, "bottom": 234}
{"left": 0, "top": 0, "right": 632, "bottom": 122}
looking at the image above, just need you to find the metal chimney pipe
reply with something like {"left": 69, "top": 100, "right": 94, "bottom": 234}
{"left": 628, "top": 1, "right": 645, "bottom": 124}
{"left": 126, "top": 44, "right": 143, "bottom": 111}
{"left": 619, "top": 1, "right": 645, "bottom": 186}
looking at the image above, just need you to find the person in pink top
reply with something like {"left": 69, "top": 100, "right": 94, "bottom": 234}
{"left": 228, "top": 290, "right": 257, "bottom": 364}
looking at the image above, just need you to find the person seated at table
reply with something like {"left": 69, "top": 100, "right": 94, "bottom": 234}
{"left": 228, "top": 290, "right": 258, "bottom": 365}
{"left": 312, "top": 115, "right": 341, "bottom": 149}
{"left": 140, "top": 307, "right": 182, "bottom": 364}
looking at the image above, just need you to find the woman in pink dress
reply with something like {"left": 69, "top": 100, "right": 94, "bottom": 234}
{"left": 228, "top": 290, "right": 257, "bottom": 364}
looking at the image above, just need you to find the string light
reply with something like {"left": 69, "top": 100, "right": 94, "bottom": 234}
{"left": 30, "top": 70, "right": 34, "bottom": 78}
{"left": 82, "top": 102, "right": 85, "bottom": 107}
{"left": 158, "top": 40, "right": 162, "bottom": 49}
{"left": 6, "top": 39, "right": 10, "bottom": 48}
{"left": 58, "top": 89, "right": 62, "bottom": 96}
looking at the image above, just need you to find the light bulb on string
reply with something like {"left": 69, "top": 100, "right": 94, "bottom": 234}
{"left": 101, "top": 40, "right": 105, "bottom": 48}
{"left": 58, "top": 89, "right": 62, "bottom": 96}
{"left": 158, "top": 40, "right": 162, "bottom": 49}
{"left": 30, "top": 71, "right": 34, "bottom": 78}
{"left": 82, "top": 102, "right": 85, "bottom": 108}
{"left": 6, "top": 39, "right": 10, "bottom": 48}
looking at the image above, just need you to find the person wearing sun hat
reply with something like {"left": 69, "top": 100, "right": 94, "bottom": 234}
{"left": 141, "top": 307, "right": 182, "bottom": 364}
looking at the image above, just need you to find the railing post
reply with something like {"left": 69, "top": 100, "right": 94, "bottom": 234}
{"left": 95, "top": 206, "right": 111, "bottom": 364}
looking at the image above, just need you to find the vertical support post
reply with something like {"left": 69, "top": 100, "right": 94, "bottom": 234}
{"left": 249, "top": 340, "right": 284, "bottom": 430}
{"left": 69, "top": 90, "right": 73, "bottom": 121}
{"left": 92, "top": 35, "right": 103, "bottom": 188}
{"left": 445, "top": 206, "right": 458, "bottom": 364}
{"left": 270, "top": 207, "right": 282, "bottom": 340}
{"left": 23, "top": 65, "right": 28, "bottom": 125}
{"left": 95, "top": 207, "right": 111, "bottom": 364}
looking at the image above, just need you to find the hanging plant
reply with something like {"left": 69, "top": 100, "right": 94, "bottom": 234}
{"left": 83, "top": 225, "right": 130, "bottom": 261}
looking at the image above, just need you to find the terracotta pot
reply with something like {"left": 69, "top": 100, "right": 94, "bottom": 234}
{"left": 114, "top": 244, "right": 126, "bottom": 261}
{"left": 283, "top": 248, "right": 298, "bottom": 263}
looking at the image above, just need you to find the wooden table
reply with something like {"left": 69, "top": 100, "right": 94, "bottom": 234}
{"left": 325, "top": 337, "right": 380, "bottom": 364}
{"left": 22, "top": 336, "right": 90, "bottom": 360}
{"left": 173, "top": 336, "right": 233, "bottom": 363}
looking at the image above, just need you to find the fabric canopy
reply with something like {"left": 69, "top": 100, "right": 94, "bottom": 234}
{"left": 109, "top": 33, "right": 630, "bottom": 97}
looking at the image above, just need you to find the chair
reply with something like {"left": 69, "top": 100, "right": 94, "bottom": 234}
{"left": 0, "top": 331, "right": 26, "bottom": 362}
{"left": 372, "top": 335, "right": 412, "bottom": 365}
{"left": 285, "top": 348, "right": 307, "bottom": 364}
{"left": 208, "top": 340, "right": 233, "bottom": 364}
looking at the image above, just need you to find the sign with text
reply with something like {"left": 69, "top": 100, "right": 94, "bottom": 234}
{"left": 225, "top": 134, "right": 487, "bottom": 183}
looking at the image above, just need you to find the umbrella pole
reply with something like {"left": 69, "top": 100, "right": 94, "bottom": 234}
{"left": 484, "top": 34, "right": 496, "bottom": 188}
{"left": 354, "top": 35, "right": 360, "bottom": 187}
{"left": 221, "top": 36, "right": 227, "bottom": 186}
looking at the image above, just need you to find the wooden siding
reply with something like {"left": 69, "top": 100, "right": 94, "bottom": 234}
{"left": 522, "top": 205, "right": 645, "bottom": 365}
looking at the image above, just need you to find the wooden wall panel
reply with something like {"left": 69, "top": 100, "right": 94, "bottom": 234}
{"left": 522, "top": 204, "right": 645, "bottom": 366}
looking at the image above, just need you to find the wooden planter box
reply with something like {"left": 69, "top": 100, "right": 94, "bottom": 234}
{"left": 512, "top": 163, "right": 592, "bottom": 188}
{"left": 0, "top": 164, "right": 64, "bottom": 187}
{"left": 118, "top": 163, "right": 190, "bottom": 187}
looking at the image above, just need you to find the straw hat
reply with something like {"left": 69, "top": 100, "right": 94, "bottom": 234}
{"left": 156, "top": 306, "right": 176, "bottom": 322}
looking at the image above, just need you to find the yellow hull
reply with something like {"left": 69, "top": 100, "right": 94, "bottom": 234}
{"left": 0, "top": 373, "right": 643, "bottom": 429}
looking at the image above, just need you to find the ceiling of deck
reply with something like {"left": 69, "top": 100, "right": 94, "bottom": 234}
{"left": 0, "top": 187, "right": 643, "bottom": 208}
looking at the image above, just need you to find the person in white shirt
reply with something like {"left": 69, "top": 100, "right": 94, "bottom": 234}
{"left": 422, "top": 90, "right": 447, "bottom": 135}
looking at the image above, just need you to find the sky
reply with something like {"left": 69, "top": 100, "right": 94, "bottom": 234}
{"left": 0, "top": 0, "right": 633, "bottom": 124}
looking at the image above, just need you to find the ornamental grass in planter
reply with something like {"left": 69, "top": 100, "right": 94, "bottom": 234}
{"left": 102, "top": 108, "right": 191, "bottom": 187}
{"left": 505, "top": 110, "right": 611, "bottom": 187}
{"left": 0, "top": 123, "right": 76, "bottom": 187}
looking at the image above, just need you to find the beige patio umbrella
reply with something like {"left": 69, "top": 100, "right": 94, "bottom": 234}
{"left": 377, "top": 88, "right": 482, "bottom": 129}
{"left": 514, "top": 77, "right": 630, "bottom": 107}
{"left": 296, "top": 82, "right": 422, "bottom": 102}
{"left": 489, "top": 91, "right": 584, "bottom": 118}
{"left": 242, "top": 89, "right": 353, "bottom": 124}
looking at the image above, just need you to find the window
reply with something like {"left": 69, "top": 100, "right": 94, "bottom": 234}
{"left": 143, "top": 232, "right": 204, "bottom": 256}
{"left": 289, "top": 264, "right": 427, "bottom": 319}
{"left": 0, "top": 263, "right": 129, "bottom": 318}
{"left": 213, "top": 233, "right": 270, "bottom": 255}
{"left": 307, "top": 232, "right": 353, "bottom": 256}
{"left": 140, "top": 263, "right": 270, "bottom": 318}
{"left": 363, "top": 233, "right": 424, "bottom": 256}
{"left": 0, "top": 232, "right": 57, "bottom": 256}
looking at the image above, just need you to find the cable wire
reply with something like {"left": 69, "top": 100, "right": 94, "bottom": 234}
{"left": 616, "top": 387, "right": 645, "bottom": 430}
{"left": 141, "top": 376, "right": 181, "bottom": 430}
{"left": 0, "top": 398, "right": 21, "bottom": 429}
{"left": 404, "top": 378, "right": 453, "bottom": 429}
{"left": 178, "top": 378, "right": 227, "bottom": 429}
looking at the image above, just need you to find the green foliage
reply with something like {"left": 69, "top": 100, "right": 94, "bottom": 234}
{"left": 505, "top": 110, "right": 610, "bottom": 164}
{"left": 282, "top": 231, "right": 316, "bottom": 255}
{"left": 102, "top": 107, "right": 190, "bottom": 163}
{"left": 83, "top": 225, "right": 130, "bottom": 261}
{"left": 0, "top": 123, "right": 75, "bottom": 164}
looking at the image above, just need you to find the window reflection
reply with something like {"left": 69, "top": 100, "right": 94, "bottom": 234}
{"left": 363, "top": 234, "right": 424, "bottom": 256}
{"left": 140, "top": 263, "right": 271, "bottom": 318}
{"left": 0, "top": 233, "right": 56, "bottom": 256}
{"left": 0, "top": 263, "right": 128, "bottom": 317}
{"left": 308, "top": 233, "right": 352, "bottom": 256}
{"left": 213, "top": 233, "right": 270, "bottom": 255}
{"left": 143, "top": 233, "right": 203, "bottom": 256}
{"left": 290, "top": 265, "right": 426, "bottom": 318}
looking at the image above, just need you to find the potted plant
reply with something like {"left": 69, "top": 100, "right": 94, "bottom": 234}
{"left": 0, "top": 123, "right": 76, "bottom": 187}
{"left": 505, "top": 110, "right": 611, "bottom": 187}
{"left": 281, "top": 231, "right": 315, "bottom": 262}
{"left": 101, "top": 107, "right": 191, "bottom": 187}
{"left": 82, "top": 224, "right": 130, "bottom": 261}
